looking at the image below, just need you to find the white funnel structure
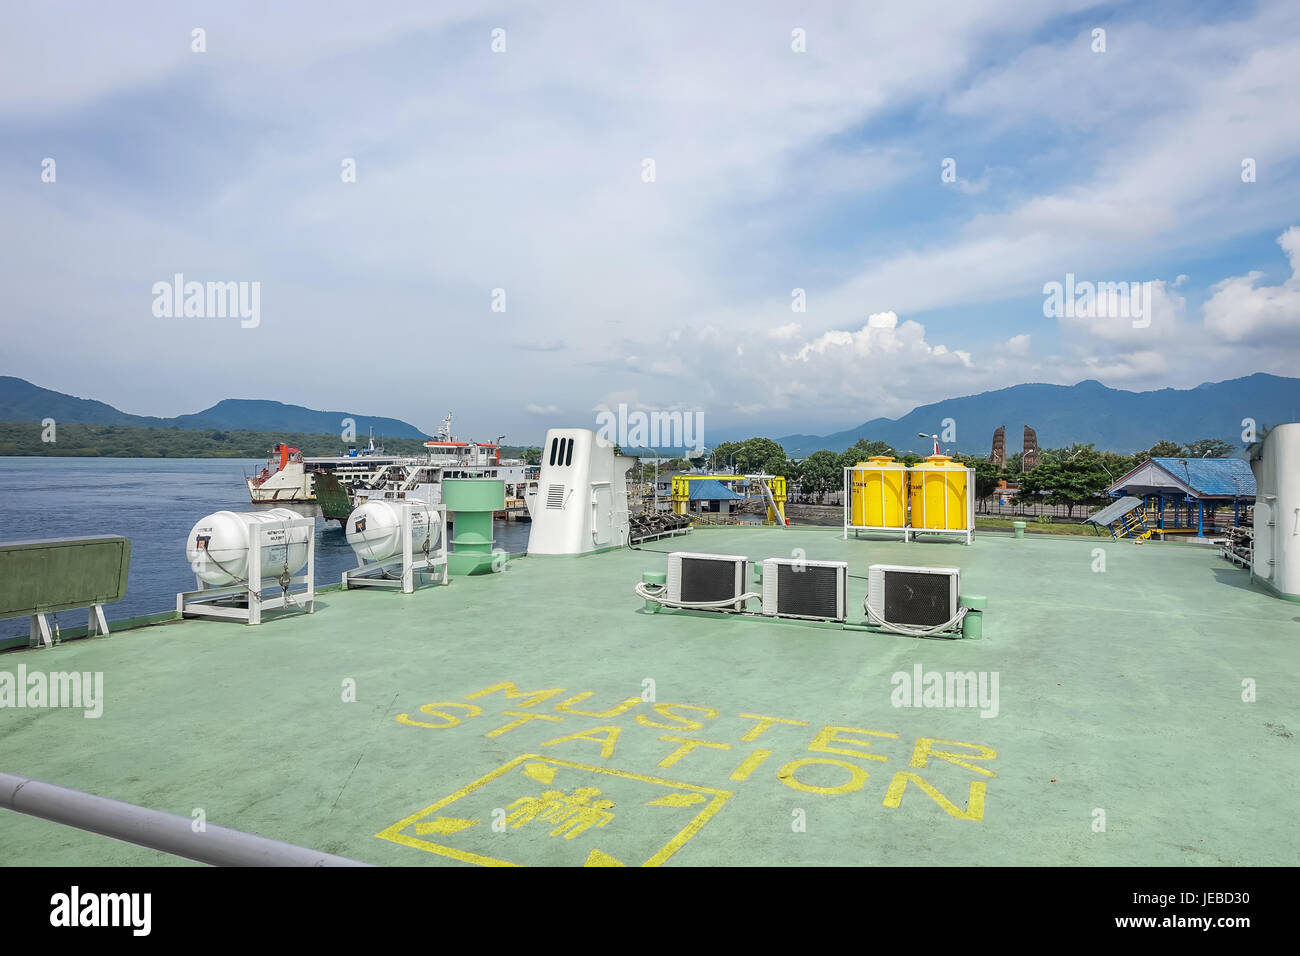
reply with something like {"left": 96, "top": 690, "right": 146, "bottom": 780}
{"left": 1250, "top": 423, "right": 1300, "bottom": 601}
{"left": 527, "top": 428, "right": 633, "bottom": 555}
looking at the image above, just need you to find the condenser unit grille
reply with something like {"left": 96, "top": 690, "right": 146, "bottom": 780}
{"left": 868, "top": 564, "right": 959, "bottom": 628}
{"left": 884, "top": 571, "right": 951, "bottom": 625}
{"left": 680, "top": 558, "right": 741, "bottom": 603}
{"left": 546, "top": 484, "right": 566, "bottom": 509}
{"left": 774, "top": 564, "right": 847, "bottom": 616}
{"left": 666, "top": 552, "right": 747, "bottom": 611}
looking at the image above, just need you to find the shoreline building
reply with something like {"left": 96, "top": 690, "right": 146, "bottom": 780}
{"left": 1105, "top": 457, "right": 1256, "bottom": 536}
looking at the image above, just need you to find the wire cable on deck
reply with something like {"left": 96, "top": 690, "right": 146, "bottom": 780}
{"left": 861, "top": 595, "right": 968, "bottom": 637}
{"left": 633, "top": 581, "right": 760, "bottom": 610}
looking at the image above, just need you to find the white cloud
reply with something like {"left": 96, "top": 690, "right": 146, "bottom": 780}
{"left": 1057, "top": 280, "right": 1185, "bottom": 346}
{"left": 654, "top": 244, "right": 1300, "bottom": 427}
{"left": 816, "top": 5, "right": 1300, "bottom": 321}
{"left": 786, "top": 310, "right": 956, "bottom": 368}
{"left": 2, "top": 1, "right": 1299, "bottom": 440}
{"left": 1203, "top": 227, "right": 1300, "bottom": 343}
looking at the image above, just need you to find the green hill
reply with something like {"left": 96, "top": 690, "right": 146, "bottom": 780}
{"left": 0, "top": 376, "right": 430, "bottom": 439}
{"left": 0, "top": 421, "right": 536, "bottom": 460}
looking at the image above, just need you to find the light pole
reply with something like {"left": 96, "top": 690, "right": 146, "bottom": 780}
{"left": 653, "top": 450, "right": 658, "bottom": 513}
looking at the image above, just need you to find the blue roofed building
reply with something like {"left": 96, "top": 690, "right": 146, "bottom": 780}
{"left": 686, "top": 478, "right": 745, "bottom": 517}
{"left": 1105, "top": 457, "right": 1256, "bottom": 536}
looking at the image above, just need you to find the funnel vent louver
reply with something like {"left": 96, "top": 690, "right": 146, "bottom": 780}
{"left": 546, "top": 484, "right": 566, "bottom": 509}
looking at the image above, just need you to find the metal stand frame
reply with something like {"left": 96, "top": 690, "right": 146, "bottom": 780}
{"left": 29, "top": 613, "right": 53, "bottom": 647}
{"left": 907, "top": 468, "right": 975, "bottom": 545}
{"left": 841, "top": 465, "right": 976, "bottom": 545}
{"left": 176, "top": 516, "right": 315, "bottom": 625}
{"left": 27, "top": 604, "right": 110, "bottom": 648}
{"left": 343, "top": 503, "right": 449, "bottom": 593}
{"left": 842, "top": 466, "right": 909, "bottom": 541}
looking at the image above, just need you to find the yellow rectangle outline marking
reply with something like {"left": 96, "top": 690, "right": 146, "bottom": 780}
{"left": 375, "top": 753, "right": 733, "bottom": 867}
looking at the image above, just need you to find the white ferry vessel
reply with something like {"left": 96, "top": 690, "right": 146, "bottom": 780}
{"left": 245, "top": 432, "right": 418, "bottom": 503}
{"left": 245, "top": 415, "right": 535, "bottom": 507}
{"left": 348, "top": 456, "right": 538, "bottom": 508}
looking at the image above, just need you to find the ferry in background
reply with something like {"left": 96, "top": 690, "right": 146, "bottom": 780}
{"left": 321, "top": 435, "right": 539, "bottom": 523}
{"left": 339, "top": 459, "right": 538, "bottom": 513}
{"left": 245, "top": 430, "right": 418, "bottom": 503}
{"left": 245, "top": 413, "right": 539, "bottom": 519}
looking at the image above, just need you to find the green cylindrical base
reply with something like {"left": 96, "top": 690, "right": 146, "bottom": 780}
{"left": 444, "top": 478, "right": 506, "bottom": 575}
{"left": 447, "top": 550, "right": 497, "bottom": 575}
{"left": 960, "top": 594, "right": 987, "bottom": 640}
{"left": 643, "top": 570, "right": 666, "bottom": 613}
{"left": 1012, "top": 521, "right": 1026, "bottom": 539}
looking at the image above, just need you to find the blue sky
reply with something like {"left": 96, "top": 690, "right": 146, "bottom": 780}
{"left": 2, "top": 0, "right": 1298, "bottom": 443}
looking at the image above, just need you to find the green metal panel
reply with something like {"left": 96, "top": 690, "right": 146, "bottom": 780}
{"left": 312, "top": 472, "right": 353, "bottom": 524}
{"left": 0, "top": 536, "right": 130, "bottom": 618}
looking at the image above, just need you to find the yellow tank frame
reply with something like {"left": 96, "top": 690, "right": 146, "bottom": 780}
{"left": 841, "top": 460, "right": 975, "bottom": 544}
{"left": 670, "top": 474, "right": 787, "bottom": 524}
{"left": 843, "top": 460, "right": 908, "bottom": 538}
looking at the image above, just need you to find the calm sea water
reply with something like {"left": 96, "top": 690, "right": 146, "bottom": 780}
{"left": 0, "top": 457, "right": 531, "bottom": 636}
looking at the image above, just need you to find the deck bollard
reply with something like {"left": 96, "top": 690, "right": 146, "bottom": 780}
{"left": 960, "top": 595, "right": 986, "bottom": 640}
{"left": 642, "top": 571, "right": 666, "bottom": 613}
{"left": 1012, "top": 521, "right": 1026, "bottom": 539}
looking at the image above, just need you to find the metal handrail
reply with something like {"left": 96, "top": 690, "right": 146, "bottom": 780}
{"left": 0, "top": 772, "right": 371, "bottom": 867}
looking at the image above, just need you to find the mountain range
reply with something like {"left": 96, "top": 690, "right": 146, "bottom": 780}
{"left": 3, "top": 373, "right": 1299, "bottom": 456}
{"left": 0, "top": 376, "right": 430, "bottom": 440}
{"left": 751, "top": 373, "right": 1300, "bottom": 456}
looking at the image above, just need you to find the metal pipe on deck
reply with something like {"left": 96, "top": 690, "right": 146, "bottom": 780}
{"left": 0, "top": 772, "right": 372, "bottom": 867}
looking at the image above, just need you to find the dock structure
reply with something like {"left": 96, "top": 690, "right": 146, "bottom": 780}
{"left": 2, "top": 526, "right": 1296, "bottom": 867}
{"left": 1083, "top": 496, "right": 1151, "bottom": 540}
{"left": 1106, "top": 457, "right": 1256, "bottom": 537}
{"left": 670, "top": 474, "right": 788, "bottom": 524}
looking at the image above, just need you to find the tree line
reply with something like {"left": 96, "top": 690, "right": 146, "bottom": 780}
{"left": 0, "top": 421, "right": 537, "bottom": 461}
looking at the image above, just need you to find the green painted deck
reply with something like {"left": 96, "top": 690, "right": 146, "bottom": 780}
{"left": 2, "top": 527, "right": 1297, "bottom": 867}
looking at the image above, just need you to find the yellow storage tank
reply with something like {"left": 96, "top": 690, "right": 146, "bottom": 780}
{"left": 849, "top": 456, "right": 907, "bottom": 528}
{"left": 908, "top": 455, "right": 970, "bottom": 531}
